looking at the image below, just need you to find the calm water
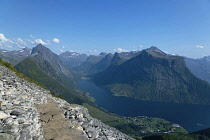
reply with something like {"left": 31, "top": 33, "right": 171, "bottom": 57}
{"left": 76, "top": 80, "right": 210, "bottom": 132}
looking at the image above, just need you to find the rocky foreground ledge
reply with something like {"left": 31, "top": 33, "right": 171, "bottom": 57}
{"left": 0, "top": 65, "right": 134, "bottom": 140}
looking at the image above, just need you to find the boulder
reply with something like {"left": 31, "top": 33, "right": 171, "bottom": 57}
{"left": 0, "top": 111, "right": 9, "bottom": 119}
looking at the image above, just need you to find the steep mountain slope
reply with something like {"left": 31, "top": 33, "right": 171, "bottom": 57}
{"left": 15, "top": 44, "right": 89, "bottom": 104}
{"left": 31, "top": 43, "right": 72, "bottom": 78}
{"left": 75, "top": 53, "right": 107, "bottom": 74}
{"left": 75, "top": 51, "right": 141, "bottom": 75}
{"left": 59, "top": 51, "right": 88, "bottom": 69}
{"left": 0, "top": 47, "right": 31, "bottom": 65}
{"left": 15, "top": 57, "right": 87, "bottom": 104}
{"left": 111, "top": 51, "right": 141, "bottom": 66}
{"left": 85, "top": 53, "right": 114, "bottom": 74}
{"left": 92, "top": 47, "right": 210, "bottom": 105}
{"left": 185, "top": 56, "right": 210, "bottom": 84}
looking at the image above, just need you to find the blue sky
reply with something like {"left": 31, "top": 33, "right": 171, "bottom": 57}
{"left": 0, "top": 0, "right": 210, "bottom": 58}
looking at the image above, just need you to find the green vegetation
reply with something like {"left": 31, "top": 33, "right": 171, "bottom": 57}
{"left": 0, "top": 58, "right": 66, "bottom": 100}
{"left": 0, "top": 58, "right": 18, "bottom": 71}
{"left": 15, "top": 57, "right": 90, "bottom": 105}
{"left": 0, "top": 58, "right": 43, "bottom": 87}
{"left": 83, "top": 103, "right": 119, "bottom": 122}
{"left": 106, "top": 83, "right": 134, "bottom": 96}
{"left": 142, "top": 121, "right": 210, "bottom": 140}
{"left": 83, "top": 103, "right": 187, "bottom": 138}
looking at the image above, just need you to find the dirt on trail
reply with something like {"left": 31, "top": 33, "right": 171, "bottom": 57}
{"left": 37, "top": 99, "right": 87, "bottom": 140}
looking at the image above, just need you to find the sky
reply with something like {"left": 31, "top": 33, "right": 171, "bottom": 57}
{"left": 0, "top": 0, "right": 210, "bottom": 58}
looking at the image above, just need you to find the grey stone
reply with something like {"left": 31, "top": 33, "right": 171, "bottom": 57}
{"left": 16, "top": 118, "right": 25, "bottom": 124}
{"left": 87, "top": 131, "right": 92, "bottom": 138}
{"left": 88, "top": 130, "right": 98, "bottom": 138}
{"left": 3, "top": 118, "right": 13, "bottom": 124}
{"left": 0, "top": 133, "right": 15, "bottom": 140}
{"left": 19, "top": 129, "right": 31, "bottom": 140}
{"left": 0, "top": 111, "right": 9, "bottom": 119}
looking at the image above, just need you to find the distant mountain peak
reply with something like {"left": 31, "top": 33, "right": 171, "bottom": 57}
{"left": 203, "top": 56, "right": 210, "bottom": 61}
{"left": 99, "top": 52, "right": 107, "bottom": 56}
{"left": 31, "top": 44, "right": 52, "bottom": 56}
{"left": 148, "top": 46, "right": 159, "bottom": 50}
{"left": 35, "top": 43, "right": 45, "bottom": 49}
{"left": 30, "top": 44, "right": 72, "bottom": 77}
{"left": 37, "top": 43, "right": 44, "bottom": 46}
{"left": 59, "top": 51, "right": 88, "bottom": 69}
{"left": 147, "top": 46, "right": 164, "bottom": 52}
{"left": 145, "top": 46, "right": 166, "bottom": 57}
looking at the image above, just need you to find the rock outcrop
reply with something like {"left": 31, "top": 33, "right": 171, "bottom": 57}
{"left": 0, "top": 64, "right": 133, "bottom": 140}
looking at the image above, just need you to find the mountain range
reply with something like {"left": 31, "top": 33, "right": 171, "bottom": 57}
{"left": 59, "top": 51, "right": 88, "bottom": 69}
{"left": 74, "top": 52, "right": 108, "bottom": 74}
{"left": 0, "top": 47, "right": 31, "bottom": 65}
{"left": 1, "top": 45, "right": 210, "bottom": 105}
{"left": 75, "top": 51, "right": 142, "bottom": 75}
{"left": 185, "top": 56, "right": 210, "bottom": 84}
{"left": 0, "top": 43, "right": 190, "bottom": 139}
{"left": 2, "top": 44, "right": 210, "bottom": 139}
{"left": 91, "top": 47, "right": 210, "bottom": 105}
{"left": 2, "top": 56, "right": 210, "bottom": 139}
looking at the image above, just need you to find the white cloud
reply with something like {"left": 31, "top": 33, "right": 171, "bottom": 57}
{"left": 0, "top": 33, "right": 8, "bottom": 42}
{"left": 16, "top": 38, "right": 27, "bottom": 45}
{"left": 196, "top": 45, "right": 204, "bottom": 49}
{"left": 88, "top": 50, "right": 97, "bottom": 53}
{"left": 133, "top": 45, "right": 143, "bottom": 50}
{"left": 17, "top": 38, "right": 23, "bottom": 42}
{"left": 113, "top": 48, "right": 129, "bottom": 52}
{"left": 0, "top": 33, "right": 13, "bottom": 43}
{"left": 53, "top": 38, "right": 60, "bottom": 43}
{"left": 35, "top": 39, "right": 49, "bottom": 45}
{"left": 29, "top": 35, "right": 36, "bottom": 39}
{"left": 26, "top": 39, "right": 35, "bottom": 44}
{"left": 61, "top": 46, "right": 65, "bottom": 49}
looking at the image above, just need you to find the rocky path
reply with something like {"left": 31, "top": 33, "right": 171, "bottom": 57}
{"left": 0, "top": 64, "right": 134, "bottom": 140}
{"left": 37, "top": 99, "right": 86, "bottom": 140}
